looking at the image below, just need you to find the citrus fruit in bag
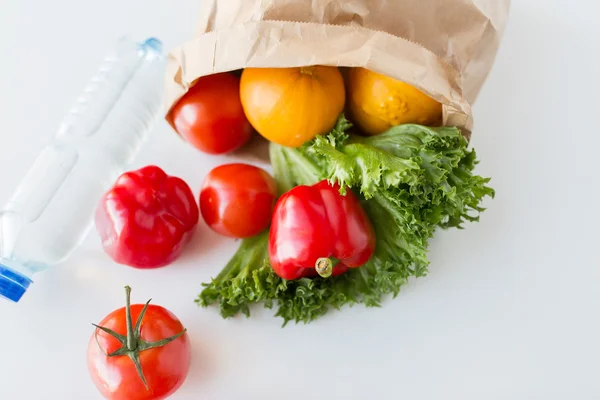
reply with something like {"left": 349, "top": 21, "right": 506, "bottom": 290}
{"left": 346, "top": 67, "right": 442, "bottom": 136}
{"left": 240, "top": 66, "right": 345, "bottom": 148}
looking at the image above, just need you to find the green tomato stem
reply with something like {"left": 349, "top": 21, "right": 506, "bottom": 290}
{"left": 124, "top": 286, "right": 136, "bottom": 351}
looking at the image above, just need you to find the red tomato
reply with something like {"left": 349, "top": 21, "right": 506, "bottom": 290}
{"left": 170, "top": 72, "right": 253, "bottom": 155}
{"left": 87, "top": 287, "right": 191, "bottom": 400}
{"left": 200, "top": 163, "right": 277, "bottom": 238}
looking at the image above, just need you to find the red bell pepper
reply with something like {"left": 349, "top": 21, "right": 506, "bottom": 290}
{"left": 95, "top": 165, "right": 199, "bottom": 269}
{"left": 268, "top": 180, "right": 376, "bottom": 280}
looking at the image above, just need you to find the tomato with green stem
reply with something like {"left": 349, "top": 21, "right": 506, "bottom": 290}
{"left": 87, "top": 287, "right": 191, "bottom": 400}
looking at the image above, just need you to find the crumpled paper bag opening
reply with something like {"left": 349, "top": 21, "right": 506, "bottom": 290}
{"left": 164, "top": 0, "right": 511, "bottom": 151}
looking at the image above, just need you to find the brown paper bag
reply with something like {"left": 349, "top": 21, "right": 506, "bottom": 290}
{"left": 164, "top": 0, "right": 510, "bottom": 146}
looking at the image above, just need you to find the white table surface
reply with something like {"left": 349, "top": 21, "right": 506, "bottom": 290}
{"left": 1, "top": 0, "right": 599, "bottom": 399}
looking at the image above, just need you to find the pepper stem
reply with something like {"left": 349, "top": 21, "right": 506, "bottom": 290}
{"left": 315, "top": 258, "right": 333, "bottom": 278}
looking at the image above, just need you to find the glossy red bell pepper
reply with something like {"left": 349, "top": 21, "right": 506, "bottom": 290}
{"left": 95, "top": 165, "right": 199, "bottom": 269}
{"left": 268, "top": 180, "right": 376, "bottom": 280}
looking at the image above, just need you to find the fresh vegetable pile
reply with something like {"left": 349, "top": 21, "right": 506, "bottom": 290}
{"left": 88, "top": 63, "right": 493, "bottom": 400}
{"left": 95, "top": 66, "right": 494, "bottom": 328}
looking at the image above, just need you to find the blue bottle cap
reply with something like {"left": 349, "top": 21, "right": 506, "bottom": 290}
{"left": 142, "top": 37, "right": 163, "bottom": 53}
{"left": 0, "top": 263, "right": 32, "bottom": 302}
{"left": 139, "top": 37, "right": 163, "bottom": 60}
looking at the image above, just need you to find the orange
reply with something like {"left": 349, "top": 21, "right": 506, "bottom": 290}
{"left": 346, "top": 68, "right": 442, "bottom": 135}
{"left": 240, "top": 66, "right": 345, "bottom": 148}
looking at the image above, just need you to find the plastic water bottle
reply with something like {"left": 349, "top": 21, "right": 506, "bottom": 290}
{"left": 0, "top": 37, "right": 166, "bottom": 302}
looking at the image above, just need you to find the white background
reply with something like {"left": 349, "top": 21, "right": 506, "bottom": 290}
{"left": 1, "top": 0, "right": 599, "bottom": 399}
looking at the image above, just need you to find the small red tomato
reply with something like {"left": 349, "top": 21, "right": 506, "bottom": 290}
{"left": 87, "top": 286, "right": 191, "bottom": 400}
{"left": 170, "top": 72, "right": 253, "bottom": 155}
{"left": 200, "top": 163, "right": 277, "bottom": 238}
{"left": 95, "top": 165, "right": 199, "bottom": 269}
